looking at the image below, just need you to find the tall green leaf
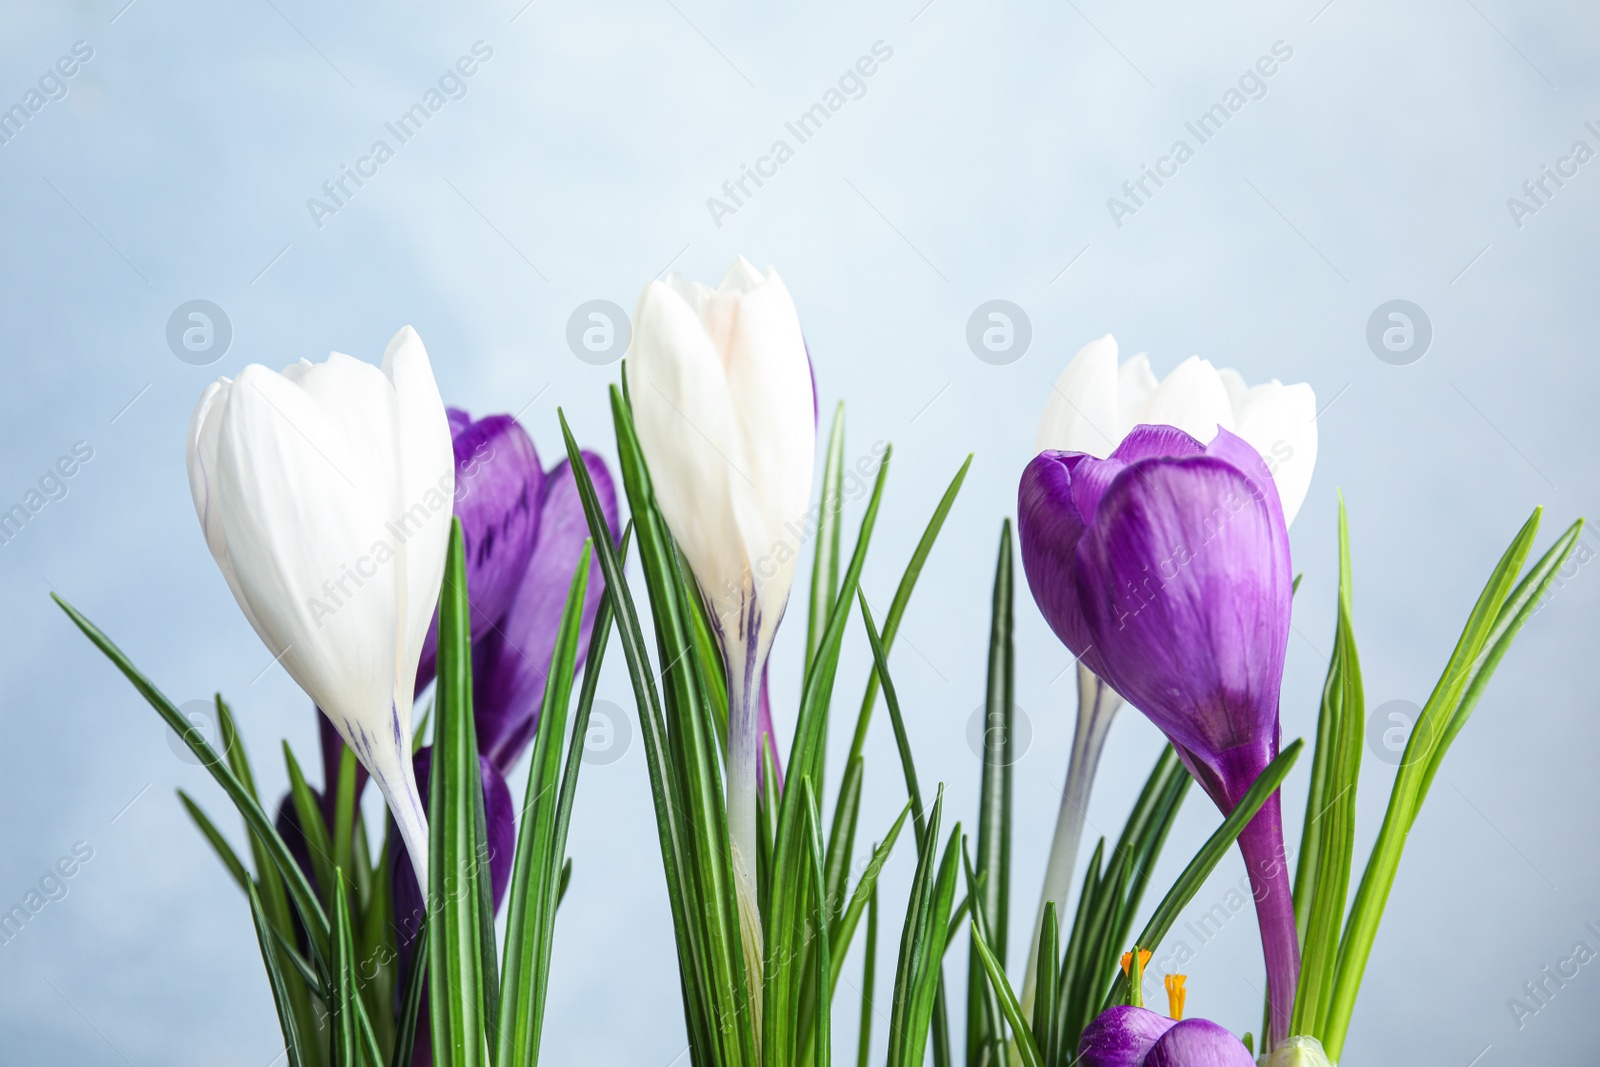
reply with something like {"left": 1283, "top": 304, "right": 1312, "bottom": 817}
{"left": 428, "top": 520, "right": 495, "bottom": 1067}
{"left": 1290, "top": 499, "right": 1363, "bottom": 1040}
{"left": 1322, "top": 513, "right": 1584, "bottom": 1057}
{"left": 498, "top": 543, "right": 593, "bottom": 1066}
{"left": 968, "top": 522, "right": 1015, "bottom": 1067}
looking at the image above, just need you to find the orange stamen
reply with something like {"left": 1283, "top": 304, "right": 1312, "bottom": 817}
{"left": 1165, "top": 973, "right": 1187, "bottom": 1021}
{"left": 1118, "top": 948, "right": 1152, "bottom": 975}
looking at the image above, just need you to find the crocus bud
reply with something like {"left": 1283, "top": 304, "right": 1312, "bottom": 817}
{"left": 1022, "top": 337, "right": 1317, "bottom": 1017}
{"left": 187, "top": 327, "right": 452, "bottom": 894}
{"left": 1020, "top": 425, "right": 1300, "bottom": 1047}
{"left": 625, "top": 257, "right": 815, "bottom": 889}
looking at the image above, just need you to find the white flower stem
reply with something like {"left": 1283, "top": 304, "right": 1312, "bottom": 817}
{"left": 1019, "top": 663, "right": 1123, "bottom": 1019}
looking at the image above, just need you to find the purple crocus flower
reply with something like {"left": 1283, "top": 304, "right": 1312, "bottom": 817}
{"left": 414, "top": 408, "right": 619, "bottom": 774}
{"left": 1079, "top": 1007, "right": 1255, "bottom": 1067}
{"left": 1018, "top": 424, "right": 1300, "bottom": 1047}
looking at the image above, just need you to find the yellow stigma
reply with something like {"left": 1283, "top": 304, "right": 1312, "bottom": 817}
{"left": 1165, "top": 973, "right": 1187, "bottom": 1021}
{"left": 1119, "top": 948, "right": 1152, "bottom": 976}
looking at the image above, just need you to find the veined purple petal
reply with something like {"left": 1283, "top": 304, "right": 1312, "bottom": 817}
{"left": 1073, "top": 435, "right": 1291, "bottom": 794}
{"left": 475, "top": 450, "right": 619, "bottom": 772}
{"left": 416, "top": 410, "right": 545, "bottom": 690}
{"left": 1019, "top": 451, "right": 1106, "bottom": 679}
{"left": 1077, "top": 1005, "right": 1176, "bottom": 1067}
{"left": 1144, "top": 1018, "right": 1256, "bottom": 1067}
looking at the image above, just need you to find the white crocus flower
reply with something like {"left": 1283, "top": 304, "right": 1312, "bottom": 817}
{"left": 1020, "top": 333, "right": 1319, "bottom": 1018}
{"left": 186, "top": 326, "right": 453, "bottom": 894}
{"left": 625, "top": 256, "right": 816, "bottom": 943}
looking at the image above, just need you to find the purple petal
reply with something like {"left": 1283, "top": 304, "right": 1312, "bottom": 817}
{"left": 417, "top": 412, "right": 546, "bottom": 690}
{"left": 475, "top": 450, "right": 619, "bottom": 772}
{"left": 1071, "top": 425, "right": 1208, "bottom": 524}
{"left": 1144, "top": 1019, "right": 1256, "bottom": 1067}
{"left": 1077, "top": 1005, "right": 1177, "bottom": 1067}
{"left": 1071, "top": 438, "right": 1291, "bottom": 793}
{"left": 1019, "top": 451, "right": 1107, "bottom": 680}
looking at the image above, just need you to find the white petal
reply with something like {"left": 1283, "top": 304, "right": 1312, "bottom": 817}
{"left": 381, "top": 326, "right": 454, "bottom": 724}
{"left": 1139, "top": 356, "right": 1235, "bottom": 443}
{"left": 216, "top": 364, "right": 397, "bottom": 725}
{"left": 720, "top": 267, "right": 815, "bottom": 626}
{"left": 626, "top": 279, "right": 748, "bottom": 618}
{"left": 1035, "top": 335, "right": 1120, "bottom": 457}
{"left": 1233, "top": 380, "right": 1318, "bottom": 526}
{"left": 1114, "top": 353, "right": 1159, "bottom": 439}
{"left": 719, "top": 255, "right": 766, "bottom": 294}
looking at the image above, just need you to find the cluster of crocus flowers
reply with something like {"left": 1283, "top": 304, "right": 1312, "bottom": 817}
{"left": 1020, "top": 335, "right": 1316, "bottom": 1024}
{"left": 624, "top": 257, "right": 817, "bottom": 931}
{"left": 187, "top": 326, "right": 453, "bottom": 894}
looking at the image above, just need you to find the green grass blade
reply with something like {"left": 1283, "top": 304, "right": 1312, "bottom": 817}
{"left": 806, "top": 781, "right": 832, "bottom": 1067}
{"left": 391, "top": 922, "right": 429, "bottom": 1067}
{"left": 247, "top": 881, "right": 308, "bottom": 1067}
{"left": 285, "top": 742, "right": 338, "bottom": 909}
{"left": 1032, "top": 903, "right": 1059, "bottom": 1067}
{"left": 968, "top": 521, "right": 1015, "bottom": 1066}
{"left": 51, "top": 595, "right": 331, "bottom": 962}
{"left": 331, "top": 877, "right": 359, "bottom": 1067}
{"left": 806, "top": 402, "right": 847, "bottom": 675}
{"left": 830, "top": 804, "right": 911, "bottom": 991}
{"left": 856, "top": 884, "right": 879, "bottom": 1067}
{"left": 1101, "top": 740, "right": 1304, "bottom": 1012}
{"left": 823, "top": 756, "right": 864, "bottom": 933}
{"left": 179, "top": 791, "right": 253, "bottom": 895}
{"left": 967, "top": 919, "right": 1043, "bottom": 1067}
{"left": 842, "top": 456, "right": 971, "bottom": 770}
{"left": 498, "top": 542, "right": 592, "bottom": 1066}
{"left": 1291, "top": 499, "right": 1363, "bottom": 1040}
{"left": 333, "top": 745, "right": 358, "bottom": 895}
{"left": 857, "top": 589, "right": 954, "bottom": 1067}
{"left": 428, "top": 520, "right": 494, "bottom": 1067}
{"left": 887, "top": 793, "right": 959, "bottom": 1067}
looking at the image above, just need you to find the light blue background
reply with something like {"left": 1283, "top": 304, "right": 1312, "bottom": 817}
{"left": 1, "top": 0, "right": 1596, "bottom": 1063}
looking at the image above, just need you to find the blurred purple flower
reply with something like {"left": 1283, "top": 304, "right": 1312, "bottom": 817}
{"left": 1079, "top": 1007, "right": 1255, "bottom": 1067}
{"left": 1019, "top": 424, "right": 1300, "bottom": 1047}
{"left": 416, "top": 408, "right": 619, "bottom": 776}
